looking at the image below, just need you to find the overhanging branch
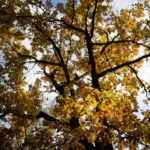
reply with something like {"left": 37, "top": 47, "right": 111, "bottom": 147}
{"left": 128, "top": 65, "right": 150, "bottom": 100}
{"left": 8, "top": 43, "right": 61, "bottom": 66}
{"left": 43, "top": 67, "right": 65, "bottom": 95}
{"left": 48, "top": 18, "right": 86, "bottom": 34}
{"left": 93, "top": 40, "right": 150, "bottom": 54}
{"left": 98, "top": 53, "right": 150, "bottom": 78}
{"left": 36, "top": 111, "right": 61, "bottom": 123}
{"left": 16, "top": 53, "right": 61, "bottom": 66}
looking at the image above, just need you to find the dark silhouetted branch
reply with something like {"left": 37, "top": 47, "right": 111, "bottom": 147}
{"left": 36, "top": 111, "right": 80, "bottom": 129}
{"left": 79, "top": 138, "right": 113, "bottom": 150}
{"left": 128, "top": 65, "right": 150, "bottom": 100}
{"left": 43, "top": 68, "right": 65, "bottom": 95}
{"left": 36, "top": 111, "right": 61, "bottom": 122}
{"left": 98, "top": 53, "right": 150, "bottom": 78}
{"left": 8, "top": 43, "right": 60, "bottom": 66}
{"left": 0, "top": 110, "right": 9, "bottom": 119}
{"left": 90, "top": 0, "right": 98, "bottom": 38}
{"left": 16, "top": 53, "right": 61, "bottom": 66}
{"left": 48, "top": 18, "right": 86, "bottom": 34}
{"left": 93, "top": 40, "right": 150, "bottom": 54}
{"left": 69, "top": 117, "right": 80, "bottom": 129}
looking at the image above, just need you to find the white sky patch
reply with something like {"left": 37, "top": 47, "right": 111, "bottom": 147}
{"left": 139, "top": 60, "right": 150, "bottom": 82}
{"left": 42, "top": 92, "right": 58, "bottom": 111}
{"left": 136, "top": 59, "right": 150, "bottom": 115}
{"left": 111, "top": 0, "right": 137, "bottom": 10}
{"left": 71, "top": 34, "right": 80, "bottom": 41}
{"left": 24, "top": 64, "right": 41, "bottom": 85}
{"left": 52, "top": 0, "right": 67, "bottom": 6}
{"left": 22, "top": 38, "right": 32, "bottom": 50}
{"left": 29, "top": 4, "right": 43, "bottom": 15}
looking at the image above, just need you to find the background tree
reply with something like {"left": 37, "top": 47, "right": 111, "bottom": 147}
{"left": 0, "top": 0, "right": 150, "bottom": 149}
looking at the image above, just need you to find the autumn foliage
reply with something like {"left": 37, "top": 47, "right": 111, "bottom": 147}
{"left": 0, "top": 0, "right": 150, "bottom": 149}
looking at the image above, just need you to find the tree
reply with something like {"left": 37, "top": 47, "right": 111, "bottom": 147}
{"left": 0, "top": 0, "right": 150, "bottom": 149}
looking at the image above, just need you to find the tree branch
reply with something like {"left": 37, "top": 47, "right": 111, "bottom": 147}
{"left": 0, "top": 110, "right": 9, "bottom": 119}
{"left": 43, "top": 67, "right": 65, "bottom": 96}
{"left": 98, "top": 53, "right": 150, "bottom": 78}
{"left": 93, "top": 40, "right": 150, "bottom": 54}
{"left": 48, "top": 18, "right": 86, "bottom": 34}
{"left": 36, "top": 111, "right": 80, "bottom": 129}
{"left": 128, "top": 65, "right": 150, "bottom": 100}
{"left": 8, "top": 43, "right": 60, "bottom": 66}
{"left": 90, "top": 0, "right": 98, "bottom": 38}
{"left": 86, "top": 33, "right": 100, "bottom": 89}
{"left": 36, "top": 111, "right": 61, "bottom": 123}
{"left": 25, "top": 19, "right": 72, "bottom": 90}
{"left": 16, "top": 52, "right": 61, "bottom": 66}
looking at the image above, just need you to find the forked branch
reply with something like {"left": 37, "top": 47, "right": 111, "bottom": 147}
{"left": 98, "top": 53, "right": 150, "bottom": 78}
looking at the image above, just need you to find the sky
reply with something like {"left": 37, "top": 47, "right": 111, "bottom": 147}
{"left": 0, "top": 0, "right": 149, "bottom": 129}
{"left": 52, "top": 0, "right": 137, "bottom": 8}
{"left": 52, "top": 0, "right": 66, "bottom": 6}
{"left": 23, "top": 0, "right": 150, "bottom": 112}
{"left": 50, "top": 0, "right": 150, "bottom": 85}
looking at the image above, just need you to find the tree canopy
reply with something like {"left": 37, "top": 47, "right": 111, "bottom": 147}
{"left": 0, "top": 0, "right": 150, "bottom": 149}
